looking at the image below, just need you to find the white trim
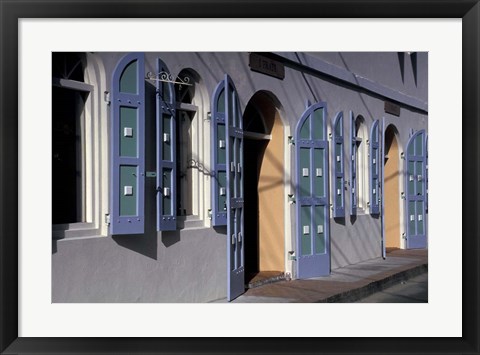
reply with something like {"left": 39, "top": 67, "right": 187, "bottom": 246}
{"left": 52, "top": 77, "right": 94, "bottom": 92}
{"left": 190, "top": 73, "right": 210, "bottom": 225}
{"left": 355, "top": 117, "right": 369, "bottom": 211}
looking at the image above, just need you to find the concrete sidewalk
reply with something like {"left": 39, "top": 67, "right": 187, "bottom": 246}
{"left": 222, "top": 248, "right": 427, "bottom": 303}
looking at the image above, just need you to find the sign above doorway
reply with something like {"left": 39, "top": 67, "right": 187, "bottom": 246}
{"left": 384, "top": 101, "right": 401, "bottom": 116}
{"left": 249, "top": 53, "right": 285, "bottom": 80}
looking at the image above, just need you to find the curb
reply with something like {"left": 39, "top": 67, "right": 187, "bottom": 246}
{"left": 319, "top": 264, "right": 428, "bottom": 303}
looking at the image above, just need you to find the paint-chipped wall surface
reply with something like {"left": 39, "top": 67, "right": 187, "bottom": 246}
{"left": 52, "top": 52, "right": 428, "bottom": 302}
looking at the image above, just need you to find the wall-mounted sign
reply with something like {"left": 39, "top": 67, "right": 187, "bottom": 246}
{"left": 384, "top": 101, "right": 400, "bottom": 116}
{"left": 249, "top": 53, "right": 285, "bottom": 80}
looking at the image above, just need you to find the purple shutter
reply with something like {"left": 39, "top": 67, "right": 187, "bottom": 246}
{"left": 350, "top": 111, "right": 357, "bottom": 216}
{"left": 224, "top": 75, "right": 245, "bottom": 301}
{"left": 425, "top": 135, "right": 429, "bottom": 213}
{"left": 369, "top": 120, "right": 380, "bottom": 215}
{"left": 211, "top": 80, "right": 228, "bottom": 226}
{"left": 405, "top": 130, "right": 427, "bottom": 249}
{"left": 295, "top": 102, "right": 330, "bottom": 279}
{"left": 110, "top": 53, "right": 145, "bottom": 235}
{"left": 332, "top": 112, "right": 345, "bottom": 218}
{"left": 157, "top": 58, "right": 177, "bottom": 231}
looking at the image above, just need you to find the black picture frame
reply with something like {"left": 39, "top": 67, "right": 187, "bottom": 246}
{"left": 1, "top": 1, "right": 478, "bottom": 354}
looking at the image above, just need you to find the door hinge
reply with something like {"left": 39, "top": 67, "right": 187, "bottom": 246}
{"left": 105, "top": 213, "right": 111, "bottom": 226}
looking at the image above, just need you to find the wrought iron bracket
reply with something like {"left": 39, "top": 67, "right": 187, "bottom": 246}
{"left": 146, "top": 71, "right": 192, "bottom": 86}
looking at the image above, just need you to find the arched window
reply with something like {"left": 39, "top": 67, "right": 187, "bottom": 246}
{"left": 174, "top": 69, "right": 206, "bottom": 222}
{"left": 52, "top": 53, "right": 90, "bottom": 225}
{"left": 175, "top": 69, "right": 199, "bottom": 216}
{"left": 52, "top": 52, "right": 107, "bottom": 239}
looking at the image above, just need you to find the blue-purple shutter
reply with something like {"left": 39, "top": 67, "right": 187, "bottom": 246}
{"left": 110, "top": 53, "right": 145, "bottom": 235}
{"left": 369, "top": 120, "right": 380, "bottom": 215}
{"left": 211, "top": 80, "right": 228, "bottom": 226}
{"left": 295, "top": 102, "right": 330, "bottom": 279}
{"left": 405, "top": 130, "right": 427, "bottom": 249}
{"left": 224, "top": 75, "right": 245, "bottom": 301}
{"left": 350, "top": 111, "right": 357, "bottom": 216}
{"left": 425, "top": 135, "right": 429, "bottom": 213}
{"left": 332, "top": 112, "right": 345, "bottom": 218}
{"left": 157, "top": 58, "right": 177, "bottom": 231}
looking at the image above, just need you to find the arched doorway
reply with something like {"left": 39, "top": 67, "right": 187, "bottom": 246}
{"left": 243, "top": 92, "right": 285, "bottom": 284}
{"left": 384, "top": 125, "right": 401, "bottom": 249}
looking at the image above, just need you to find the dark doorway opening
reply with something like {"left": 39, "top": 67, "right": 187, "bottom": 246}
{"left": 242, "top": 92, "right": 285, "bottom": 287}
{"left": 52, "top": 87, "right": 87, "bottom": 224}
{"left": 244, "top": 138, "right": 267, "bottom": 283}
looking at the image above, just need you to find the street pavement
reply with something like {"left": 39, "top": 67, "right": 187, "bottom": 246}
{"left": 211, "top": 248, "right": 428, "bottom": 303}
{"left": 355, "top": 272, "right": 428, "bottom": 303}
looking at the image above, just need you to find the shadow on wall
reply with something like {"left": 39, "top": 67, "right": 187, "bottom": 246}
{"left": 213, "top": 226, "right": 227, "bottom": 236}
{"left": 112, "top": 232, "right": 157, "bottom": 260}
{"left": 397, "top": 52, "right": 405, "bottom": 84}
{"left": 333, "top": 217, "right": 346, "bottom": 226}
{"left": 161, "top": 230, "right": 180, "bottom": 248}
{"left": 350, "top": 214, "right": 357, "bottom": 225}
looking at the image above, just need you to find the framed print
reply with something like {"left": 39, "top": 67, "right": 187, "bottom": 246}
{"left": 1, "top": 1, "right": 479, "bottom": 354}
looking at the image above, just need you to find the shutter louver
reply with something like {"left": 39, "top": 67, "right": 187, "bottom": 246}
{"left": 332, "top": 112, "right": 345, "bottom": 218}
{"left": 211, "top": 80, "right": 228, "bottom": 226}
{"left": 350, "top": 111, "right": 357, "bottom": 216}
{"left": 157, "top": 58, "right": 177, "bottom": 231}
{"left": 369, "top": 120, "right": 380, "bottom": 215}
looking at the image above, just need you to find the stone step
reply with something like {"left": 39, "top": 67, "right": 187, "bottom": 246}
{"left": 246, "top": 271, "right": 286, "bottom": 289}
